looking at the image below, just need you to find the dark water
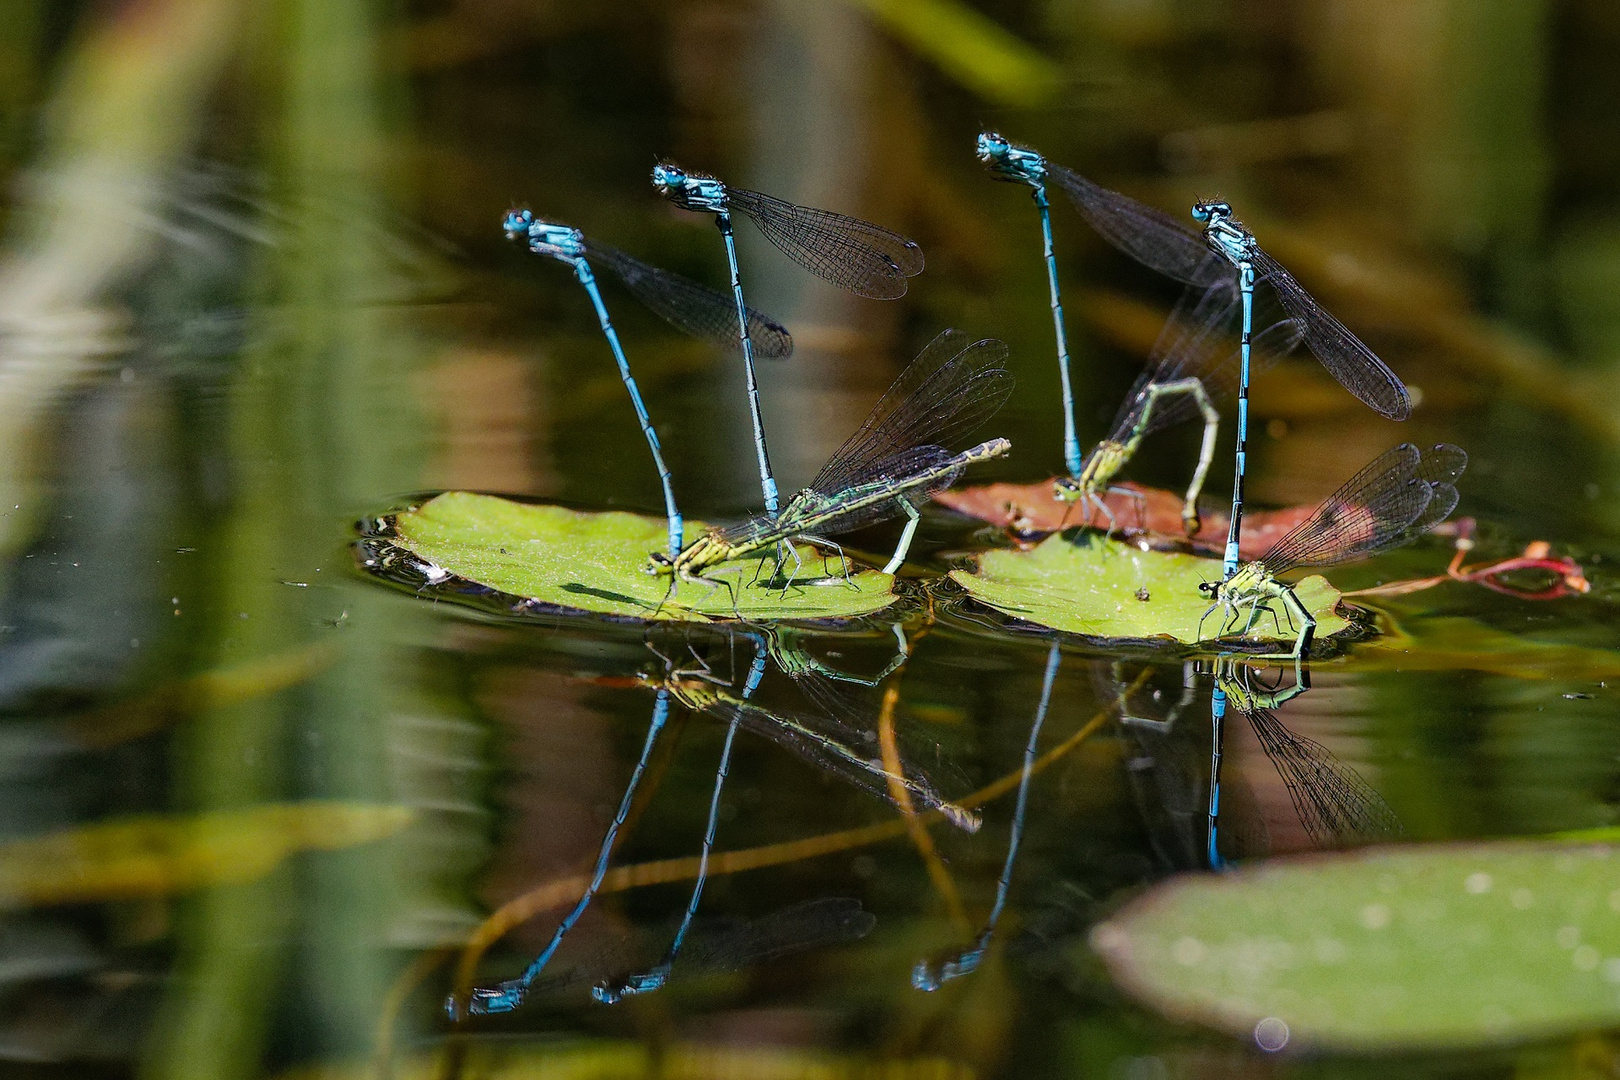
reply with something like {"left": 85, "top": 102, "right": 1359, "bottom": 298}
{"left": 1, "top": 3, "right": 1619, "bottom": 1078}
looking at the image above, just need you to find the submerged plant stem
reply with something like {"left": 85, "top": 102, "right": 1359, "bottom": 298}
{"left": 878, "top": 683, "right": 972, "bottom": 934}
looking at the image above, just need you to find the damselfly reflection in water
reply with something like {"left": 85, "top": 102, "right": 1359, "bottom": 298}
{"left": 1199, "top": 442, "right": 1467, "bottom": 657}
{"left": 650, "top": 329, "right": 1014, "bottom": 607}
{"left": 644, "top": 637, "right": 978, "bottom": 832}
{"left": 454, "top": 632, "right": 973, "bottom": 1017}
{"left": 1099, "top": 659, "right": 1400, "bottom": 870}
{"left": 1097, "top": 660, "right": 1211, "bottom": 873}
{"left": 501, "top": 208, "right": 793, "bottom": 558}
{"left": 913, "top": 640, "right": 1061, "bottom": 990}
{"left": 473, "top": 898, "right": 875, "bottom": 1007}
{"left": 652, "top": 161, "right": 924, "bottom": 515}
{"left": 1205, "top": 657, "right": 1402, "bottom": 868}
{"left": 453, "top": 674, "right": 679, "bottom": 1018}
{"left": 595, "top": 621, "right": 941, "bottom": 1005}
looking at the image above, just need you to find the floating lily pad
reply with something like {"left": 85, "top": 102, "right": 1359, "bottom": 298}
{"left": 377, "top": 492, "right": 899, "bottom": 623}
{"left": 949, "top": 531, "right": 1350, "bottom": 645}
{"left": 1090, "top": 840, "right": 1620, "bottom": 1051}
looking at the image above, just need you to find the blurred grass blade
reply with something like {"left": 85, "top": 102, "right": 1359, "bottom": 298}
{"left": 0, "top": 802, "right": 413, "bottom": 909}
{"left": 845, "top": 0, "right": 1061, "bottom": 106}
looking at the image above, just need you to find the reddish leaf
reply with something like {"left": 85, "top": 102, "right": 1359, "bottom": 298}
{"left": 934, "top": 480, "right": 1316, "bottom": 560}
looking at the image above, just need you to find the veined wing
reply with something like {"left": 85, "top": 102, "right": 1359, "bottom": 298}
{"left": 1260, "top": 443, "right": 1439, "bottom": 573}
{"left": 673, "top": 897, "right": 876, "bottom": 971}
{"left": 586, "top": 240, "right": 793, "bottom": 359}
{"left": 811, "top": 330, "right": 1013, "bottom": 498}
{"left": 706, "top": 691, "right": 979, "bottom": 831}
{"left": 544, "top": 898, "right": 876, "bottom": 1000}
{"left": 1403, "top": 443, "right": 1468, "bottom": 538}
{"left": 1245, "top": 706, "right": 1403, "bottom": 847}
{"left": 1251, "top": 248, "right": 1411, "bottom": 420}
{"left": 1104, "top": 279, "right": 1304, "bottom": 442}
{"left": 726, "top": 187, "right": 924, "bottom": 299}
{"left": 1046, "top": 163, "right": 1230, "bottom": 288}
{"left": 783, "top": 442, "right": 1014, "bottom": 544}
{"left": 716, "top": 445, "right": 984, "bottom": 549}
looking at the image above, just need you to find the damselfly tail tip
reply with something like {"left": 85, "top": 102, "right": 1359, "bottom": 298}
{"left": 943, "top": 802, "right": 982, "bottom": 833}
{"left": 970, "top": 437, "right": 1013, "bottom": 464}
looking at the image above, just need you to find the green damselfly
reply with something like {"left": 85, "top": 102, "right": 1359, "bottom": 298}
{"left": 650, "top": 329, "right": 1014, "bottom": 603}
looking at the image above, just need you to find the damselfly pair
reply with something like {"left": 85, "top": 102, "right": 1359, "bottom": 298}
{"left": 506, "top": 163, "right": 921, "bottom": 562}
{"left": 978, "top": 133, "right": 1470, "bottom": 659}
{"left": 978, "top": 133, "right": 1412, "bottom": 575}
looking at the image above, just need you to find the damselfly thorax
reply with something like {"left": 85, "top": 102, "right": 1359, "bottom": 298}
{"left": 649, "top": 438, "right": 1013, "bottom": 586}
{"left": 1199, "top": 561, "right": 1313, "bottom": 656}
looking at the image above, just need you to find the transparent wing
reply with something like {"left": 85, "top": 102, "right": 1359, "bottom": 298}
{"left": 1251, "top": 248, "right": 1411, "bottom": 420}
{"left": 1246, "top": 707, "right": 1404, "bottom": 847}
{"left": 727, "top": 187, "right": 924, "bottom": 299}
{"left": 1260, "top": 443, "right": 1441, "bottom": 573}
{"left": 811, "top": 331, "right": 1013, "bottom": 496}
{"left": 677, "top": 897, "right": 876, "bottom": 971}
{"left": 587, "top": 241, "right": 794, "bottom": 359}
{"left": 717, "top": 446, "right": 969, "bottom": 548}
{"left": 1403, "top": 443, "right": 1468, "bottom": 538}
{"left": 564, "top": 898, "right": 877, "bottom": 1001}
{"left": 1105, "top": 278, "right": 1304, "bottom": 442}
{"left": 1046, "top": 163, "right": 1230, "bottom": 288}
{"left": 709, "top": 694, "right": 975, "bottom": 831}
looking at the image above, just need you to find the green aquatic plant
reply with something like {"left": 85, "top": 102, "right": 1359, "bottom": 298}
{"left": 951, "top": 531, "right": 1352, "bottom": 645}
{"left": 373, "top": 493, "right": 901, "bottom": 622}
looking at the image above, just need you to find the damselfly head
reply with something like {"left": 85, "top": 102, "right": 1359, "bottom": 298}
{"left": 1191, "top": 200, "right": 1232, "bottom": 223}
{"left": 1052, "top": 476, "right": 1083, "bottom": 503}
{"left": 502, "top": 208, "right": 585, "bottom": 260}
{"left": 647, "top": 550, "right": 674, "bottom": 574}
{"left": 975, "top": 131, "right": 1011, "bottom": 163}
{"left": 976, "top": 132, "right": 1044, "bottom": 184}
{"left": 653, "top": 162, "right": 728, "bottom": 212}
{"left": 501, "top": 207, "right": 534, "bottom": 240}
{"left": 1197, "top": 579, "right": 1220, "bottom": 597}
{"left": 651, "top": 161, "right": 688, "bottom": 196}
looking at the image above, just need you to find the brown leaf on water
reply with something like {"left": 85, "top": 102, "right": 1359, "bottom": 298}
{"left": 934, "top": 479, "right": 1315, "bottom": 559}
{"left": 0, "top": 802, "right": 414, "bottom": 909}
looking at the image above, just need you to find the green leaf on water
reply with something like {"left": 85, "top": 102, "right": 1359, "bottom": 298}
{"left": 386, "top": 492, "right": 899, "bottom": 623}
{"left": 949, "top": 531, "right": 1351, "bottom": 645}
{"left": 1090, "top": 841, "right": 1620, "bottom": 1051}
